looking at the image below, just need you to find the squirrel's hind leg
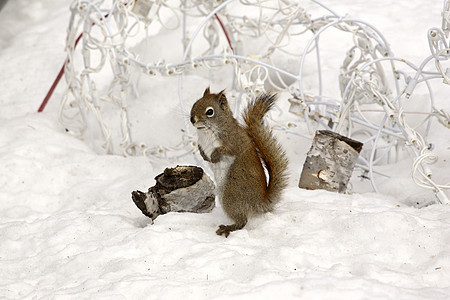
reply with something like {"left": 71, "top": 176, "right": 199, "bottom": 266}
{"left": 216, "top": 218, "right": 247, "bottom": 238}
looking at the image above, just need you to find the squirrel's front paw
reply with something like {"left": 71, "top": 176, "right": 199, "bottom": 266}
{"left": 210, "top": 151, "right": 221, "bottom": 163}
{"left": 216, "top": 225, "right": 232, "bottom": 238}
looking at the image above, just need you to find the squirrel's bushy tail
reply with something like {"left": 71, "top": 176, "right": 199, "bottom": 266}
{"left": 243, "top": 93, "right": 289, "bottom": 212}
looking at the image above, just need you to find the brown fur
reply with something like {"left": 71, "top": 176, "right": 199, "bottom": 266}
{"left": 190, "top": 88, "right": 289, "bottom": 237}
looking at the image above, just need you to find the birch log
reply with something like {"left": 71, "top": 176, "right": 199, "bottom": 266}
{"left": 299, "top": 130, "right": 363, "bottom": 193}
{"left": 132, "top": 165, "right": 215, "bottom": 220}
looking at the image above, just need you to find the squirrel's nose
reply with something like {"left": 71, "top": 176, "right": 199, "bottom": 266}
{"left": 190, "top": 116, "right": 195, "bottom": 125}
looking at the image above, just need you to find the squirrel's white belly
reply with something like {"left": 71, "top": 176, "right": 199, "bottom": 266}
{"left": 210, "top": 157, "right": 234, "bottom": 201}
{"left": 197, "top": 128, "right": 219, "bottom": 158}
{"left": 197, "top": 129, "right": 235, "bottom": 201}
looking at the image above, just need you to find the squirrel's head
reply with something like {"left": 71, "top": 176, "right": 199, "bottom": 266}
{"left": 190, "top": 87, "right": 232, "bottom": 130}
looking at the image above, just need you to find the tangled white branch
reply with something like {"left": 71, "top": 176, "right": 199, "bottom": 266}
{"left": 61, "top": 0, "right": 449, "bottom": 205}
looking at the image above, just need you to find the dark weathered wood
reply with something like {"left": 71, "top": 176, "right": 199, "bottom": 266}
{"left": 132, "top": 190, "right": 159, "bottom": 219}
{"left": 299, "top": 130, "right": 363, "bottom": 193}
{"left": 132, "top": 165, "right": 215, "bottom": 220}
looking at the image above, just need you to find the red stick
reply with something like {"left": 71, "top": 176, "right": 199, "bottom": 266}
{"left": 214, "top": 13, "right": 234, "bottom": 52}
{"left": 37, "top": 33, "right": 83, "bottom": 112}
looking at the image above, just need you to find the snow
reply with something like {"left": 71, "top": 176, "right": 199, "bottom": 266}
{"left": 0, "top": 0, "right": 449, "bottom": 299}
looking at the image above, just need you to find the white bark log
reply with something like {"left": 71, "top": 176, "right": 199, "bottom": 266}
{"left": 132, "top": 165, "right": 215, "bottom": 220}
{"left": 299, "top": 130, "right": 363, "bottom": 193}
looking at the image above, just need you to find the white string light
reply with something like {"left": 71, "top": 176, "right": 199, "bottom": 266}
{"left": 61, "top": 0, "right": 449, "bottom": 205}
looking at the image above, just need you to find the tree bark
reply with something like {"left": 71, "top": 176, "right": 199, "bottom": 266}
{"left": 132, "top": 165, "right": 215, "bottom": 220}
{"left": 299, "top": 130, "right": 363, "bottom": 193}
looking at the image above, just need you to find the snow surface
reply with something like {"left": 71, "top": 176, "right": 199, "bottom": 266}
{"left": 0, "top": 0, "right": 449, "bottom": 299}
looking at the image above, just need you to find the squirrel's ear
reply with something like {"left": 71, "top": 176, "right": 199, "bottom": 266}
{"left": 203, "top": 87, "right": 211, "bottom": 97}
{"left": 217, "top": 89, "right": 228, "bottom": 110}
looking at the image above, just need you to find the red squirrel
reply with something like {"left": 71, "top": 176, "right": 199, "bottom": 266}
{"left": 190, "top": 88, "right": 289, "bottom": 237}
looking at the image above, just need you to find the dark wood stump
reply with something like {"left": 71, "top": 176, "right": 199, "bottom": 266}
{"left": 132, "top": 165, "right": 215, "bottom": 220}
{"left": 299, "top": 130, "right": 363, "bottom": 193}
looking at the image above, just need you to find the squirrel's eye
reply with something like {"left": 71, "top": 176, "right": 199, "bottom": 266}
{"left": 205, "top": 107, "right": 214, "bottom": 117}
